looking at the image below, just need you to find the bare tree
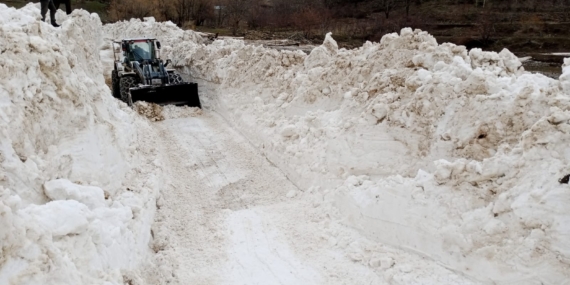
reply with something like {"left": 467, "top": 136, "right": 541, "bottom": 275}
{"left": 404, "top": 0, "right": 412, "bottom": 18}
{"left": 193, "top": 0, "right": 215, "bottom": 26}
{"left": 173, "top": 0, "right": 193, "bottom": 26}
{"left": 155, "top": 0, "right": 176, "bottom": 21}
{"left": 474, "top": 0, "right": 487, "bottom": 7}
{"left": 108, "top": 0, "right": 154, "bottom": 21}
{"left": 246, "top": 0, "right": 269, "bottom": 28}
{"left": 376, "top": 0, "right": 398, "bottom": 19}
{"left": 476, "top": 9, "right": 496, "bottom": 45}
{"left": 223, "top": 0, "right": 253, "bottom": 35}
{"left": 292, "top": 6, "right": 332, "bottom": 38}
{"left": 268, "top": 0, "right": 296, "bottom": 28}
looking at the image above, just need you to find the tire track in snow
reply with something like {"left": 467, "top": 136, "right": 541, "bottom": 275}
{"left": 154, "top": 115, "right": 229, "bottom": 284}
{"left": 152, "top": 112, "right": 322, "bottom": 284}
{"left": 151, "top": 109, "right": 474, "bottom": 285}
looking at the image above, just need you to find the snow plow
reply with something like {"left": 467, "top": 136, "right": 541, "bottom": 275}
{"left": 111, "top": 38, "right": 201, "bottom": 108}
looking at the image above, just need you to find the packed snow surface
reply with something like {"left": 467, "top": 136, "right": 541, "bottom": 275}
{"left": 4, "top": 3, "right": 570, "bottom": 285}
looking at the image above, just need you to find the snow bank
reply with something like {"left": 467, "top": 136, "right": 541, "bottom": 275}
{"left": 103, "top": 17, "right": 203, "bottom": 45}
{"left": 106, "top": 20, "right": 570, "bottom": 282}
{"left": 209, "top": 32, "right": 568, "bottom": 283}
{"left": 0, "top": 4, "right": 166, "bottom": 284}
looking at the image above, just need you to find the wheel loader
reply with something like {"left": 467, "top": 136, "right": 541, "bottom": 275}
{"left": 111, "top": 38, "right": 201, "bottom": 108}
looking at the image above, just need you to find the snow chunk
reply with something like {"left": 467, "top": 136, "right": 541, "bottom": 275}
{"left": 547, "top": 108, "right": 570, "bottom": 125}
{"left": 559, "top": 58, "right": 570, "bottom": 92}
{"left": 44, "top": 179, "right": 106, "bottom": 209}
{"left": 304, "top": 33, "right": 337, "bottom": 69}
{"left": 372, "top": 104, "right": 388, "bottom": 121}
{"left": 483, "top": 218, "right": 507, "bottom": 235}
{"left": 281, "top": 125, "right": 297, "bottom": 137}
{"left": 498, "top": 48, "right": 522, "bottom": 74}
{"left": 20, "top": 200, "right": 91, "bottom": 237}
{"left": 322, "top": 32, "right": 338, "bottom": 54}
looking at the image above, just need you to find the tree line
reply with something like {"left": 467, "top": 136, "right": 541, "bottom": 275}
{"left": 106, "top": 0, "right": 570, "bottom": 37}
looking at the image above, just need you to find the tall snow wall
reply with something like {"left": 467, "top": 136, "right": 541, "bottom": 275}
{"left": 107, "top": 19, "right": 570, "bottom": 283}
{"left": 0, "top": 4, "right": 165, "bottom": 284}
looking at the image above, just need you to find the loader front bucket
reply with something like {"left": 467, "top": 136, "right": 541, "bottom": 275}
{"left": 130, "top": 83, "right": 202, "bottom": 108}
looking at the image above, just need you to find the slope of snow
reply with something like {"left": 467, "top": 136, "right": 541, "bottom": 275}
{"left": 136, "top": 24, "right": 569, "bottom": 283}
{"left": 209, "top": 34, "right": 567, "bottom": 283}
{"left": 0, "top": 4, "right": 165, "bottom": 284}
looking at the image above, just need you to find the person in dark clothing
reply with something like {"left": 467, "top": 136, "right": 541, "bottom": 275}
{"left": 53, "top": 0, "right": 72, "bottom": 15}
{"left": 40, "top": 0, "right": 60, "bottom": 27}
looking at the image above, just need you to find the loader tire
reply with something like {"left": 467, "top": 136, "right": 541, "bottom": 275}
{"left": 111, "top": 70, "right": 120, "bottom": 99}
{"left": 168, "top": 73, "right": 183, "bottom": 84}
{"left": 119, "top": 76, "right": 137, "bottom": 106}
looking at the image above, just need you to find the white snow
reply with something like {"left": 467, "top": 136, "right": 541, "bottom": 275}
{"left": 0, "top": 4, "right": 165, "bottom": 285}
{"left": 224, "top": 205, "right": 322, "bottom": 284}
{"left": 44, "top": 179, "right": 106, "bottom": 209}
{"left": 134, "top": 22, "right": 569, "bottom": 283}
{"left": 4, "top": 3, "right": 570, "bottom": 285}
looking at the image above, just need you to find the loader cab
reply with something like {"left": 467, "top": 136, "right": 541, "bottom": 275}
{"left": 122, "top": 39, "right": 156, "bottom": 63}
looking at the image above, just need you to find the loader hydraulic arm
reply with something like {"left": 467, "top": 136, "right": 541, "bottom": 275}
{"left": 132, "top": 61, "right": 146, "bottom": 83}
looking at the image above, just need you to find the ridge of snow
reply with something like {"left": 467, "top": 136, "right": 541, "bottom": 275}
{"left": 0, "top": 5, "right": 166, "bottom": 284}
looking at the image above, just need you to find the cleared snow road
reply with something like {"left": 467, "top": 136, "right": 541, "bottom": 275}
{"left": 148, "top": 108, "right": 479, "bottom": 285}
{"left": 152, "top": 111, "right": 385, "bottom": 284}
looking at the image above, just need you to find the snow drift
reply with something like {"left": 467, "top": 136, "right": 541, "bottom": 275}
{"left": 107, "top": 19, "right": 570, "bottom": 283}
{"left": 0, "top": 4, "right": 166, "bottom": 284}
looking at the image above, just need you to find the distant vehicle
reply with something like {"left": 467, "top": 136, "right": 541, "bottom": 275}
{"left": 111, "top": 38, "right": 201, "bottom": 108}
